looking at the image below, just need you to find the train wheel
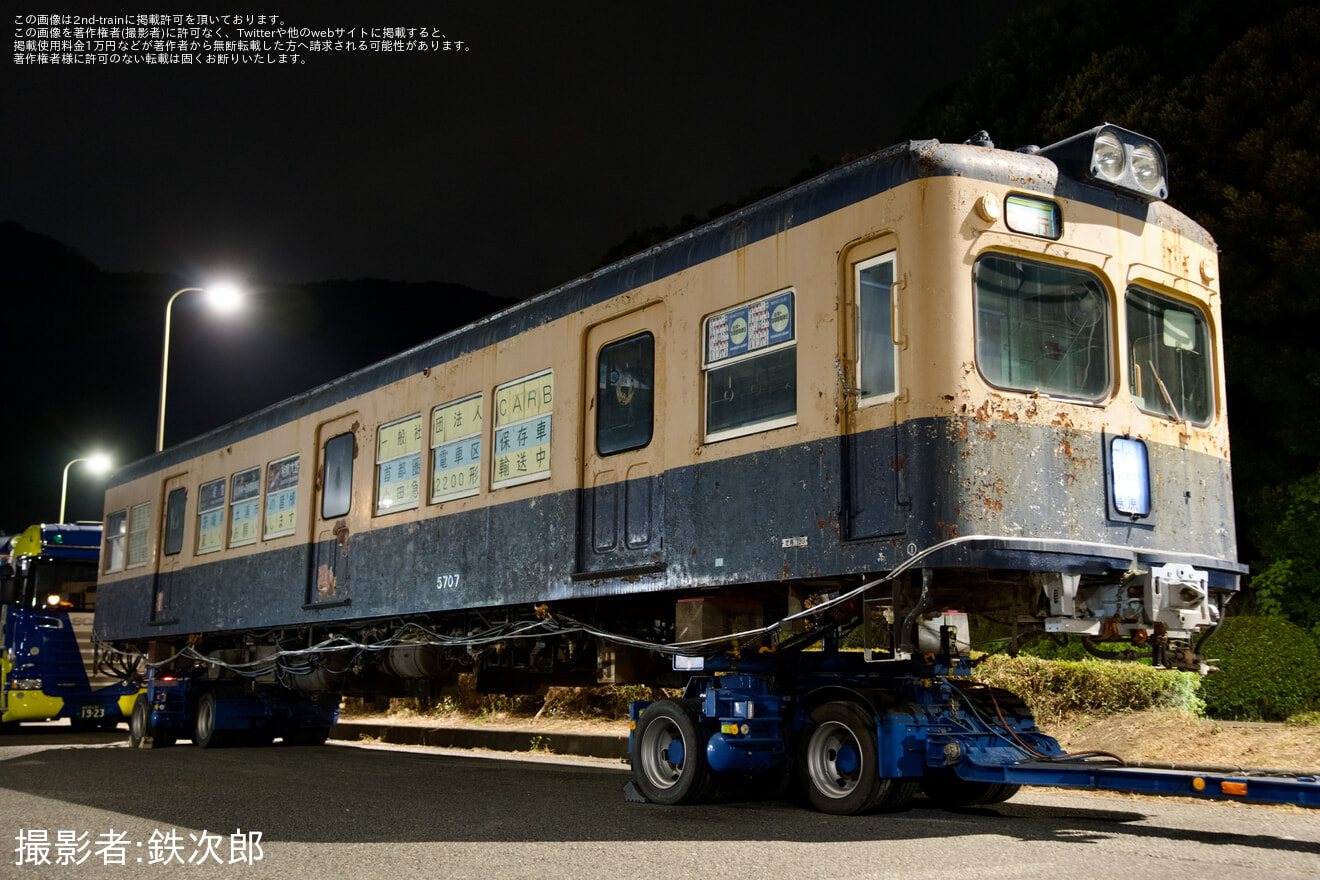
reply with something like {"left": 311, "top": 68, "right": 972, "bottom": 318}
{"left": 797, "top": 701, "right": 912, "bottom": 815}
{"left": 631, "top": 699, "right": 715, "bottom": 805}
{"left": 193, "top": 692, "right": 228, "bottom": 749}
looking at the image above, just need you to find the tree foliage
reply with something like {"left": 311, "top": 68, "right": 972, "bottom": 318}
{"left": 1199, "top": 616, "right": 1320, "bottom": 720}
{"left": 1251, "top": 469, "right": 1320, "bottom": 641}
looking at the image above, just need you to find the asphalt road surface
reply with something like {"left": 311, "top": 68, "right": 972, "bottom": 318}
{"left": 2, "top": 726, "right": 1318, "bottom": 879}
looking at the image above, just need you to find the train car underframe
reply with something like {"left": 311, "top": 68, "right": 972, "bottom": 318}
{"left": 112, "top": 560, "right": 1320, "bottom": 814}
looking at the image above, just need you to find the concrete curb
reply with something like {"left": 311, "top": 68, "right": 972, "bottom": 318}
{"left": 331, "top": 721, "right": 629, "bottom": 760}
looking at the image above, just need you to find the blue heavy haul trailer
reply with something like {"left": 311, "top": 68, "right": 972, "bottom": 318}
{"left": 94, "top": 124, "right": 1317, "bottom": 809}
{"left": 0, "top": 524, "right": 143, "bottom": 730}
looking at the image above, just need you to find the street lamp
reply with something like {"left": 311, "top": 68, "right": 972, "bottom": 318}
{"left": 156, "top": 283, "right": 243, "bottom": 451}
{"left": 59, "top": 453, "right": 112, "bottom": 524}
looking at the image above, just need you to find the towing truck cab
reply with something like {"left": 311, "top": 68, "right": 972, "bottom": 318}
{"left": 0, "top": 523, "right": 141, "bottom": 730}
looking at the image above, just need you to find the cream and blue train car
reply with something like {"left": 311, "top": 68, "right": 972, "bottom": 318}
{"left": 94, "top": 126, "right": 1250, "bottom": 809}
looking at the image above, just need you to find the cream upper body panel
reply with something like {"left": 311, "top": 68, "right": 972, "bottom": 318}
{"left": 99, "top": 148, "right": 1227, "bottom": 581}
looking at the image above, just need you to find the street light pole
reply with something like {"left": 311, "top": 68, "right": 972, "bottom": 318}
{"left": 156, "top": 287, "right": 202, "bottom": 453}
{"left": 156, "top": 285, "right": 242, "bottom": 452}
{"left": 59, "top": 454, "right": 112, "bottom": 524}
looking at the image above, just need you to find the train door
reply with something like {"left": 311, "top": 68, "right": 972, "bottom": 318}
{"left": 305, "top": 412, "right": 362, "bottom": 607}
{"left": 577, "top": 304, "right": 666, "bottom": 575}
{"left": 152, "top": 473, "right": 189, "bottom": 623}
{"left": 841, "top": 244, "right": 906, "bottom": 539}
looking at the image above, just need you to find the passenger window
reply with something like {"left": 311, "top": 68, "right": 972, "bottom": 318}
{"left": 163, "top": 488, "right": 187, "bottom": 556}
{"left": 974, "top": 254, "right": 1110, "bottom": 400}
{"left": 704, "top": 290, "right": 797, "bottom": 442}
{"left": 492, "top": 370, "right": 554, "bottom": 489}
{"left": 432, "top": 395, "right": 483, "bottom": 502}
{"left": 104, "top": 510, "right": 127, "bottom": 573}
{"left": 229, "top": 467, "right": 261, "bottom": 548}
{"left": 1126, "top": 287, "right": 1213, "bottom": 425}
{"left": 856, "top": 254, "right": 897, "bottom": 402}
{"left": 597, "top": 332, "right": 655, "bottom": 455}
{"left": 322, "top": 432, "right": 355, "bottom": 519}
{"left": 197, "top": 478, "right": 226, "bottom": 555}
{"left": 127, "top": 501, "right": 152, "bottom": 568}
{"left": 376, "top": 415, "right": 422, "bottom": 515}
{"left": 264, "top": 455, "right": 300, "bottom": 538}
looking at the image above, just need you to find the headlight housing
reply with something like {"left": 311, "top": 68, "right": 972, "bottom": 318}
{"left": 1039, "top": 124, "right": 1169, "bottom": 201}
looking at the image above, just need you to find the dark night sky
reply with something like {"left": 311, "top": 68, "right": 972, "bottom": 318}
{"left": 1, "top": 1, "right": 1041, "bottom": 532}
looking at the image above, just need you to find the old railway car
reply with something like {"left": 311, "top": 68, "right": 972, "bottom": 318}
{"left": 98, "top": 125, "right": 1272, "bottom": 811}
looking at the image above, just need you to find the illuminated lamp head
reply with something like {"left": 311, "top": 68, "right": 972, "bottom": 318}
{"left": 1038, "top": 124, "right": 1169, "bottom": 202}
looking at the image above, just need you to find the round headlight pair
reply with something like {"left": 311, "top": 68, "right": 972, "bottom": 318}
{"left": 1093, "top": 132, "right": 1162, "bottom": 195}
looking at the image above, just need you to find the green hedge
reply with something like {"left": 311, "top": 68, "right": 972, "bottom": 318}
{"left": 1198, "top": 616, "right": 1320, "bottom": 721}
{"left": 974, "top": 654, "right": 1204, "bottom": 724}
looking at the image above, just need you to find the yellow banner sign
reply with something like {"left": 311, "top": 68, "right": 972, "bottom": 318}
{"left": 495, "top": 372, "right": 553, "bottom": 428}
{"left": 432, "top": 395, "right": 482, "bottom": 445}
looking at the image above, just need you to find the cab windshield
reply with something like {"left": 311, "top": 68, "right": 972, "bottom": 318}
{"left": 974, "top": 254, "right": 1110, "bottom": 400}
{"left": 1126, "top": 287, "right": 1213, "bottom": 425}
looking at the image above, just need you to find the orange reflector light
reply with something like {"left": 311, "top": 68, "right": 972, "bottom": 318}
{"left": 1192, "top": 777, "right": 1206, "bottom": 791}
{"left": 1221, "top": 781, "right": 1248, "bottom": 797}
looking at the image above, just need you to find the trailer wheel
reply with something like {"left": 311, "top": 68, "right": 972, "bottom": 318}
{"left": 129, "top": 694, "right": 173, "bottom": 749}
{"left": 284, "top": 726, "right": 330, "bottom": 747}
{"left": 977, "top": 783, "right": 1020, "bottom": 805}
{"left": 798, "top": 701, "right": 914, "bottom": 815}
{"left": 632, "top": 699, "right": 715, "bottom": 805}
{"left": 920, "top": 770, "right": 1021, "bottom": 808}
{"left": 194, "top": 692, "right": 229, "bottom": 749}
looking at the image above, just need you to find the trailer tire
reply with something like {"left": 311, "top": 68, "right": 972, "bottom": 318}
{"left": 285, "top": 726, "right": 330, "bottom": 747}
{"left": 920, "top": 771, "right": 1020, "bottom": 808}
{"left": 129, "top": 694, "right": 172, "bottom": 749}
{"left": 631, "top": 699, "right": 715, "bottom": 805}
{"left": 798, "top": 701, "right": 913, "bottom": 815}
{"left": 193, "top": 692, "right": 229, "bottom": 749}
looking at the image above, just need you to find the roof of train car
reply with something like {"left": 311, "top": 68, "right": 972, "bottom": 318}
{"left": 109, "top": 133, "right": 1212, "bottom": 488}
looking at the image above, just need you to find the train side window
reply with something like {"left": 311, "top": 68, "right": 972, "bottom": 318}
{"left": 126, "top": 501, "right": 152, "bottom": 569}
{"left": 974, "top": 254, "right": 1110, "bottom": 401}
{"left": 1126, "top": 287, "right": 1214, "bottom": 426}
{"left": 703, "top": 289, "right": 797, "bottom": 442}
{"left": 264, "top": 454, "right": 300, "bottom": 539}
{"left": 104, "top": 510, "right": 127, "bottom": 573}
{"left": 492, "top": 370, "right": 554, "bottom": 489}
{"left": 856, "top": 254, "right": 897, "bottom": 402}
{"left": 197, "top": 478, "right": 226, "bottom": 555}
{"left": 432, "top": 394, "right": 483, "bottom": 502}
{"left": 229, "top": 466, "right": 262, "bottom": 548}
{"left": 163, "top": 488, "right": 187, "bottom": 556}
{"left": 322, "top": 432, "right": 355, "bottom": 519}
{"left": 376, "top": 414, "right": 422, "bottom": 515}
{"left": 597, "top": 332, "right": 654, "bottom": 455}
